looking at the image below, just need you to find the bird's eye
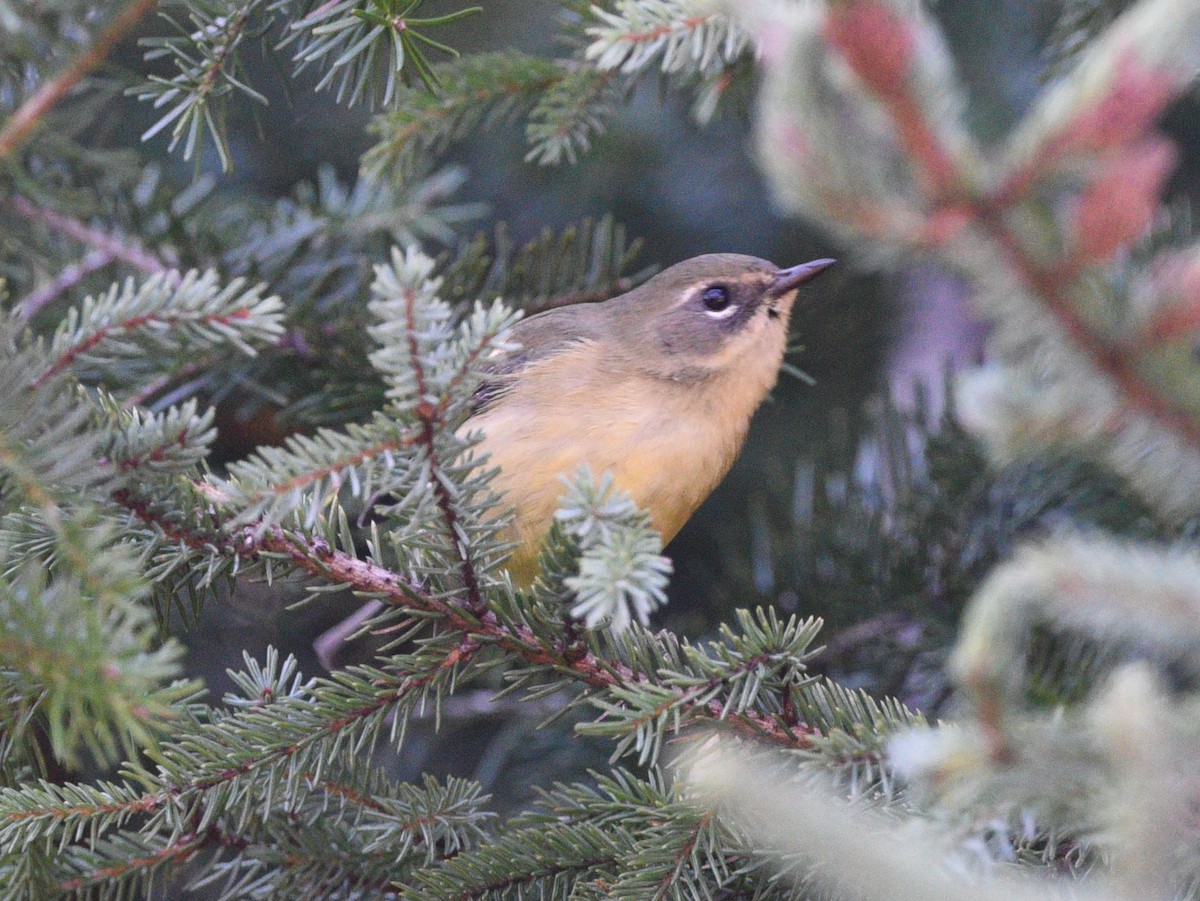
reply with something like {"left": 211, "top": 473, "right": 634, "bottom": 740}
{"left": 701, "top": 285, "right": 731, "bottom": 313}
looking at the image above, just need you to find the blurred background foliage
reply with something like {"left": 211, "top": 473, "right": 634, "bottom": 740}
{"left": 10, "top": 0, "right": 1200, "bottom": 815}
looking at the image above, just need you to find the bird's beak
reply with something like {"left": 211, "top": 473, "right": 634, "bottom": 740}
{"left": 768, "top": 258, "right": 837, "bottom": 297}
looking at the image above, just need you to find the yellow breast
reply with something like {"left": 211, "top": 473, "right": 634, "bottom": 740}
{"left": 463, "top": 340, "right": 772, "bottom": 586}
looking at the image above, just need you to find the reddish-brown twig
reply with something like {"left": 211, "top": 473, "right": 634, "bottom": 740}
{"left": 0, "top": 0, "right": 160, "bottom": 160}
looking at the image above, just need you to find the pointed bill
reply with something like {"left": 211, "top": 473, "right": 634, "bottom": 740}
{"left": 769, "top": 258, "right": 836, "bottom": 297}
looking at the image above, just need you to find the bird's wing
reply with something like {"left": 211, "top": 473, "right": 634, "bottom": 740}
{"left": 471, "top": 304, "right": 602, "bottom": 416}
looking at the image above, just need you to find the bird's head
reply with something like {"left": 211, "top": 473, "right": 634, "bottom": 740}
{"left": 608, "top": 253, "right": 835, "bottom": 382}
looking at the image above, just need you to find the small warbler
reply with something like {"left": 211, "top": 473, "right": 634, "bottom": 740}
{"left": 466, "top": 253, "right": 836, "bottom": 586}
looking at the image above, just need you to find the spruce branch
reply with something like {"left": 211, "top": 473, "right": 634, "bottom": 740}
{"left": 1, "top": 703, "right": 493, "bottom": 898}
{"left": 0, "top": 330, "right": 112, "bottom": 511}
{"left": 130, "top": 0, "right": 269, "bottom": 172}
{"left": 198, "top": 164, "right": 483, "bottom": 427}
{"left": 973, "top": 210, "right": 1200, "bottom": 452}
{"left": 524, "top": 65, "right": 620, "bottom": 166}
{"left": 16, "top": 250, "right": 117, "bottom": 322}
{"left": 212, "top": 246, "right": 518, "bottom": 538}
{"left": 0, "top": 321, "right": 197, "bottom": 766}
{"left": 742, "top": 0, "right": 973, "bottom": 254}
{"left": 185, "top": 770, "right": 492, "bottom": 899}
{"left": 400, "top": 815, "right": 630, "bottom": 899}
{"left": 997, "top": 0, "right": 1200, "bottom": 205}
{"left": 215, "top": 413, "right": 419, "bottom": 527}
{"left": 740, "top": 0, "right": 1200, "bottom": 521}
{"left": 950, "top": 534, "right": 1200, "bottom": 755}
{"left": 0, "top": 646, "right": 489, "bottom": 899}
{"left": 410, "top": 768, "right": 749, "bottom": 900}
{"left": 689, "top": 743, "right": 1077, "bottom": 901}
{"left": 363, "top": 51, "right": 564, "bottom": 181}
{"left": 585, "top": 1, "right": 749, "bottom": 81}
{"left": 101, "top": 397, "right": 217, "bottom": 476}
{"left": 0, "top": 644, "right": 480, "bottom": 842}
{"left": 283, "top": 0, "right": 482, "bottom": 108}
{"left": 555, "top": 467, "right": 672, "bottom": 633}
{"left": 36, "top": 268, "right": 284, "bottom": 391}
{"left": 0, "top": 553, "right": 192, "bottom": 769}
{"left": 114, "top": 482, "right": 832, "bottom": 761}
{"left": 820, "top": 0, "right": 967, "bottom": 202}
{"left": 366, "top": 246, "right": 520, "bottom": 606}
{"left": 438, "top": 215, "right": 656, "bottom": 316}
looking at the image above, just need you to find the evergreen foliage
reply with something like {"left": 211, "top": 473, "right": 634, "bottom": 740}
{"left": 1, "top": 0, "right": 1198, "bottom": 899}
{"left": 690, "top": 1, "right": 1200, "bottom": 899}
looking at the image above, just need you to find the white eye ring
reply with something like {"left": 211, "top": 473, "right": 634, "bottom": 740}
{"left": 700, "top": 285, "right": 736, "bottom": 318}
{"left": 705, "top": 304, "right": 738, "bottom": 319}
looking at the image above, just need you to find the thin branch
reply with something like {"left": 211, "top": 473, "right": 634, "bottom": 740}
{"left": 248, "top": 435, "right": 420, "bottom": 500}
{"left": 0, "top": 0, "right": 160, "bottom": 160}
{"left": 404, "top": 286, "right": 486, "bottom": 613}
{"left": 823, "top": 2, "right": 962, "bottom": 200}
{"left": 452, "top": 852, "right": 619, "bottom": 899}
{"left": 606, "top": 15, "right": 712, "bottom": 47}
{"left": 660, "top": 812, "right": 713, "bottom": 894}
{"left": 114, "top": 485, "right": 815, "bottom": 749}
{"left": 7, "top": 194, "right": 171, "bottom": 277}
{"left": 121, "top": 360, "right": 206, "bottom": 409}
{"left": 56, "top": 832, "right": 205, "bottom": 892}
{"left": 17, "top": 249, "right": 114, "bottom": 320}
{"left": 257, "top": 530, "right": 814, "bottom": 748}
{"left": 33, "top": 307, "right": 254, "bottom": 389}
{"left": 196, "top": 3, "right": 255, "bottom": 99}
{"left": 366, "top": 63, "right": 562, "bottom": 173}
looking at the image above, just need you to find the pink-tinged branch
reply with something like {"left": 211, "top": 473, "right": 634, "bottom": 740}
{"left": 17, "top": 250, "right": 113, "bottom": 320}
{"left": 373, "top": 70, "right": 561, "bottom": 158}
{"left": 245, "top": 436, "right": 420, "bottom": 500}
{"left": 111, "top": 427, "right": 195, "bottom": 473}
{"left": 816, "top": 7, "right": 1200, "bottom": 456}
{"left": 8, "top": 194, "right": 171, "bottom": 277}
{"left": 0, "top": 0, "right": 160, "bottom": 160}
{"left": 823, "top": 2, "right": 914, "bottom": 101}
{"left": 3, "top": 791, "right": 159, "bottom": 825}
{"left": 56, "top": 833, "right": 205, "bottom": 892}
{"left": 824, "top": 1, "right": 961, "bottom": 200}
{"left": 115, "top": 485, "right": 817, "bottom": 750}
{"left": 981, "top": 213, "right": 1200, "bottom": 452}
{"left": 256, "top": 530, "right": 816, "bottom": 748}
{"left": 1140, "top": 254, "right": 1200, "bottom": 344}
{"left": 1066, "top": 137, "right": 1177, "bottom": 270}
{"left": 659, "top": 812, "right": 714, "bottom": 894}
{"left": 611, "top": 16, "right": 712, "bottom": 46}
{"left": 994, "top": 54, "right": 1180, "bottom": 206}
{"left": 403, "top": 286, "right": 487, "bottom": 613}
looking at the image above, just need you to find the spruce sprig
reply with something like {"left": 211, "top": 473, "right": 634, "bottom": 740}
{"left": 40, "top": 268, "right": 284, "bottom": 395}
{"left": 284, "top": 0, "right": 482, "bottom": 107}
{"left": 364, "top": 50, "right": 566, "bottom": 182}
{"left": 129, "top": 0, "right": 271, "bottom": 172}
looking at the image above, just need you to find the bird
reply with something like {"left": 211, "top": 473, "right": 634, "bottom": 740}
{"left": 461, "top": 253, "right": 836, "bottom": 587}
